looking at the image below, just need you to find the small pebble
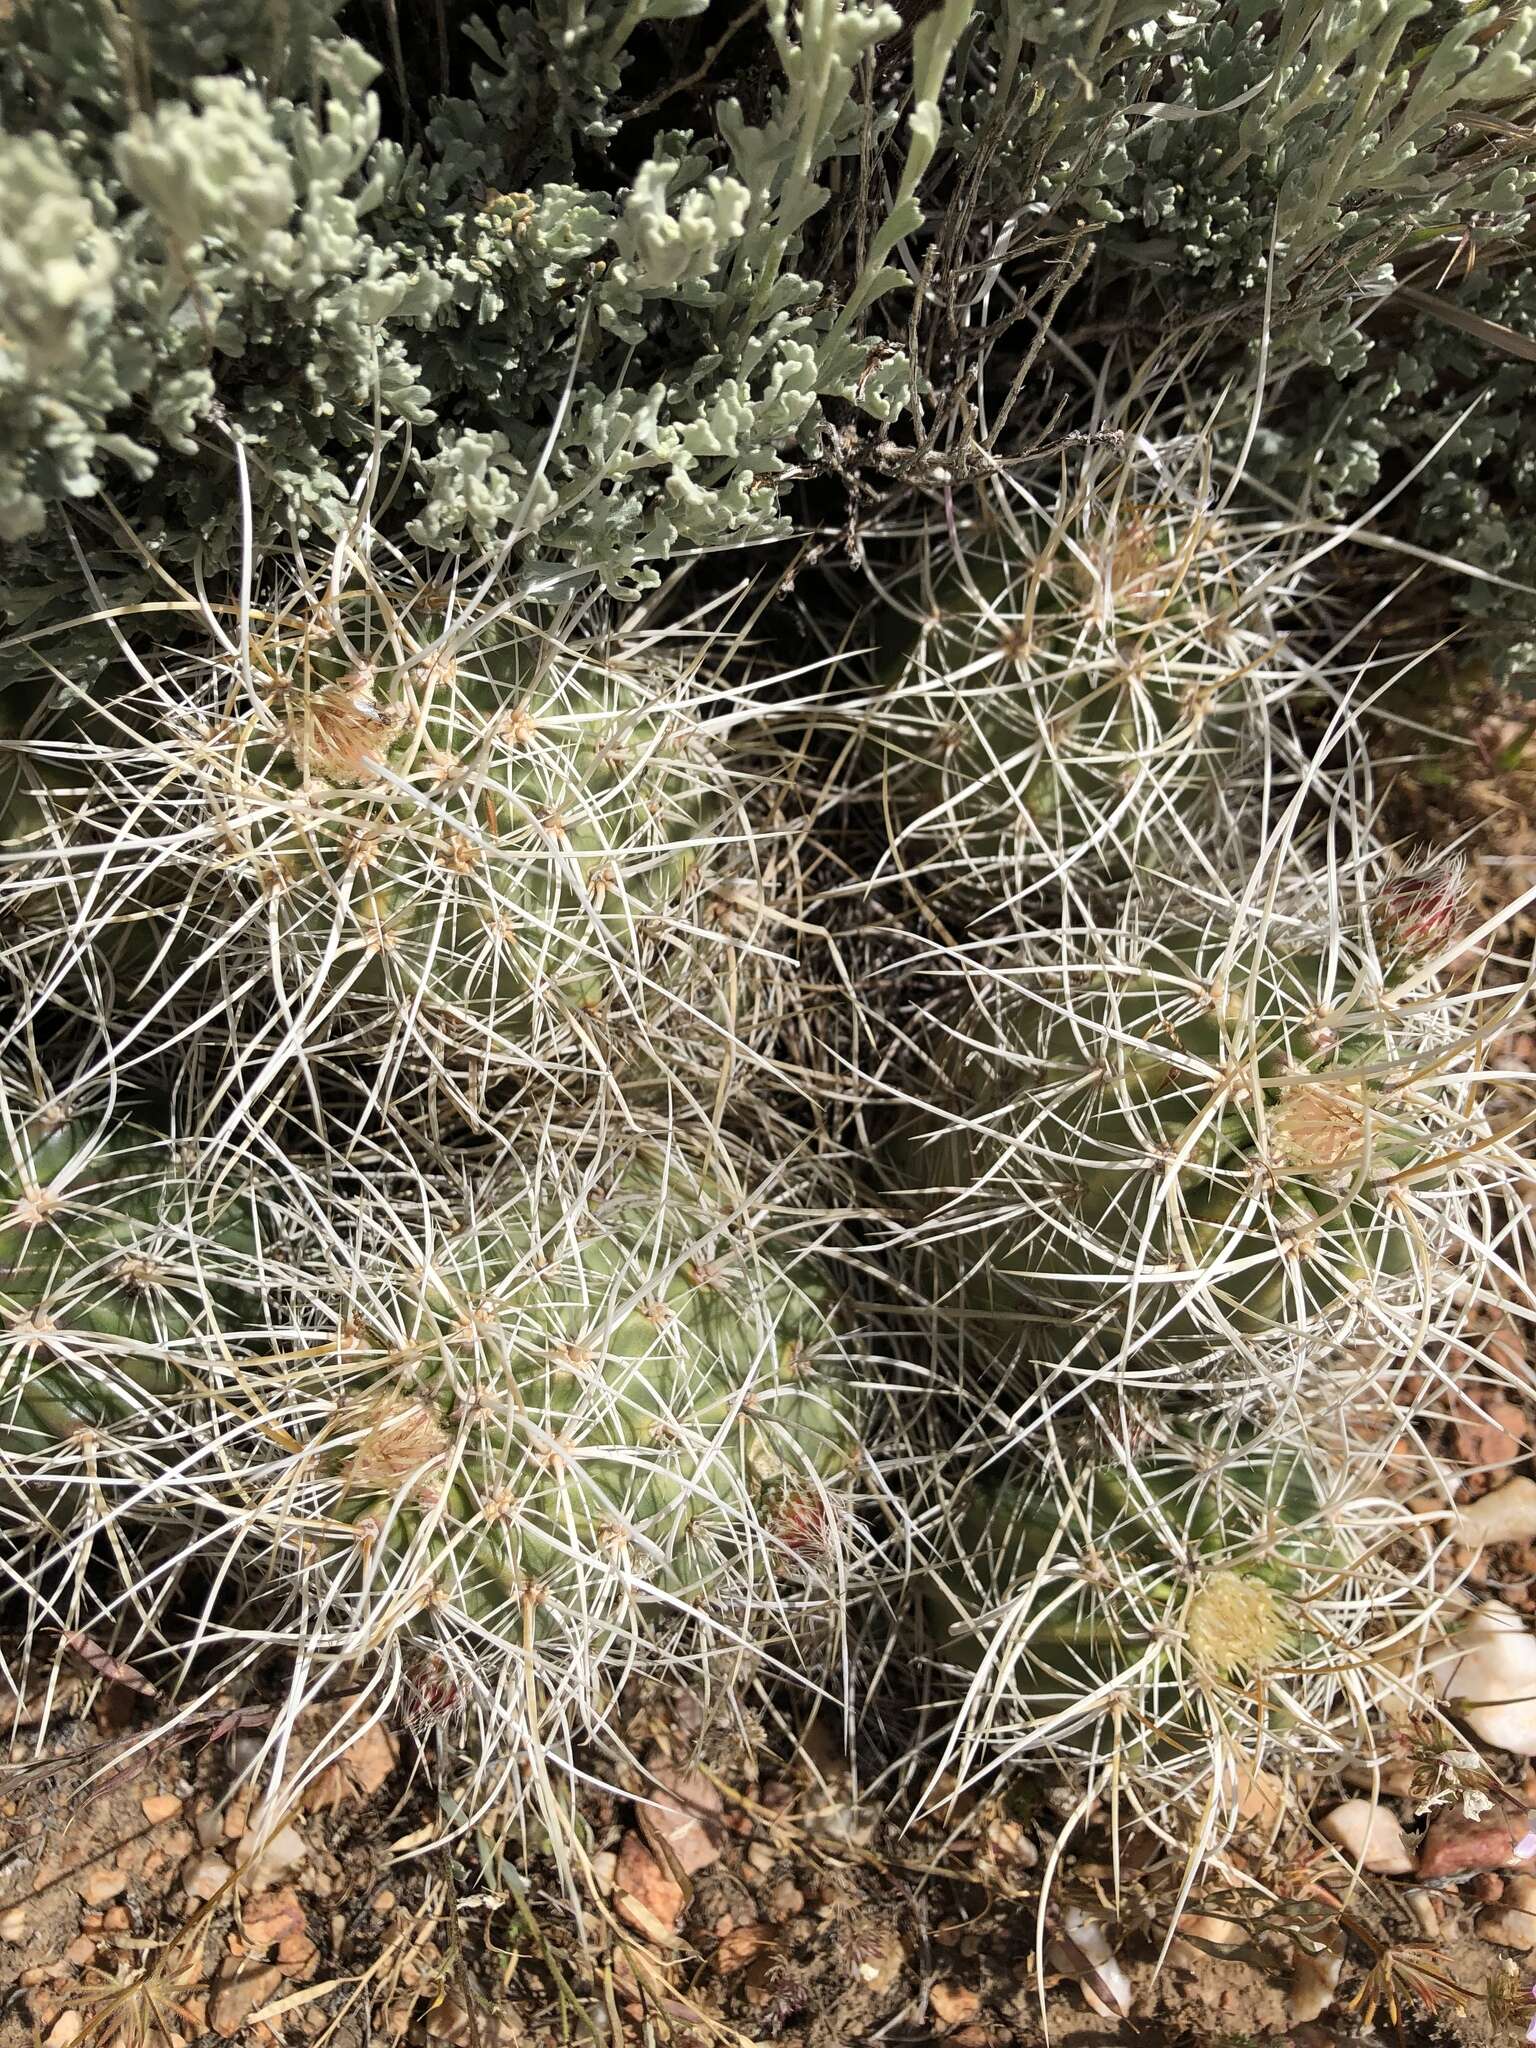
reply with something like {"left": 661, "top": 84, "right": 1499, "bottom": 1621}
{"left": 715, "top": 1925, "right": 773, "bottom": 1974}
{"left": 1477, "top": 1872, "right": 1536, "bottom": 1952}
{"left": 1457, "top": 1478, "right": 1536, "bottom": 1549}
{"left": 612, "top": 1834, "right": 683, "bottom": 1947}
{"left": 1054, "top": 1909, "right": 1129, "bottom": 2018}
{"left": 768, "top": 1879, "right": 805, "bottom": 1921}
{"left": 181, "top": 1851, "right": 233, "bottom": 1903}
{"left": 77, "top": 1870, "right": 127, "bottom": 1907}
{"left": 208, "top": 1960, "right": 283, "bottom": 2039}
{"left": 233, "top": 1821, "right": 308, "bottom": 1889}
{"left": 241, "top": 1887, "right": 306, "bottom": 1949}
{"left": 1287, "top": 1947, "right": 1343, "bottom": 2026}
{"left": 1232, "top": 1759, "right": 1285, "bottom": 1828}
{"left": 931, "top": 1981, "right": 980, "bottom": 2028}
{"left": 1320, "top": 1798, "right": 1414, "bottom": 1875}
{"left": 141, "top": 1794, "right": 182, "bottom": 1826}
{"left": 634, "top": 1760, "right": 723, "bottom": 1879}
{"left": 1429, "top": 1600, "right": 1536, "bottom": 1753}
{"left": 1342, "top": 1761, "right": 1414, "bottom": 1798}
{"left": 1453, "top": 1390, "right": 1527, "bottom": 1473}
{"left": 1418, "top": 1807, "right": 1525, "bottom": 1880}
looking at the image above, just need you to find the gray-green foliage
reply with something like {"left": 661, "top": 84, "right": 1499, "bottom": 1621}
{"left": 1245, "top": 267, "right": 1536, "bottom": 676}
{"left": 0, "top": 0, "right": 966, "bottom": 685}
{"left": 938, "top": 1, "right": 1536, "bottom": 327}
{"left": 1109, "top": 1, "right": 1536, "bottom": 328}
{"left": 939, "top": 3, "right": 1199, "bottom": 237}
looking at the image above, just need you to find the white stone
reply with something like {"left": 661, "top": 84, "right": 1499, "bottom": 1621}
{"left": 180, "top": 1851, "right": 233, "bottom": 1902}
{"left": 1320, "top": 1798, "right": 1414, "bottom": 1875}
{"left": 1287, "top": 1947, "right": 1342, "bottom": 2025}
{"left": 1056, "top": 1907, "right": 1131, "bottom": 2018}
{"left": 1456, "top": 1478, "right": 1536, "bottom": 1548}
{"left": 1477, "top": 1900, "right": 1536, "bottom": 1951}
{"left": 233, "top": 1819, "right": 308, "bottom": 1888}
{"left": 1429, "top": 1599, "right": 1536, "bottom": 1753}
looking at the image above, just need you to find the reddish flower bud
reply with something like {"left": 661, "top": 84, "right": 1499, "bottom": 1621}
{"left": 400, "top": 1651, "right": 463, "bottom": 1730}
{"left": 1373, "top": 861, "right": 1465, "bottom": 957}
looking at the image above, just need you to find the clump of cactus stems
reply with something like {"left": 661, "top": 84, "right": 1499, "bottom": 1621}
{"left": 257, "top": 1128, "right": 866, "bottom": 1643}
{"left": 224, "top": 1120, "right": 895, "bottom": 1848}
{"left": 1, "top": 511, "right": 810, "bottom": 1134}
{"left": 0, "top": 1058, "right": 275, "bottom": 1689}
{"left": 842, "top": 422, "right": 1334, "bottom": 920}
{"left": 917, "top": 1392, "right": 1448, "bottom": 1864}
{"left": 4, "top": 1089, "right": 895, "bottom": 1848}
{"left": 892, "top": 850, "right": 1523, "bottom": 1399}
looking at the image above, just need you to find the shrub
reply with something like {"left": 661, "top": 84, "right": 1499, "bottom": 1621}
{"left": 0, "top": 0, "right": 968, "bottom": 690}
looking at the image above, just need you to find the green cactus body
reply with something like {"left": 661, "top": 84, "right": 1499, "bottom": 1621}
{"left": 925, "top": 1419, "right": 1349, "bottom": 1790}
{"left": 185, "top": 587, "right": 749, "bottom": 1079}
{"left": 870, "top": 496, "right": 1267, "bottom": 901}
{"left": 908, "top": 889, "right": 1462, "bottom": 1364}
{"left": 273, "top": 1149, "right": 863, "bottom": 1658}
{"left": 0, "top": 687, "right": 161, "bottom": 990}
{"left": 1, "top": 684, "right": 78, "bottom": 938}
{"left": 0, "top": 1104, "right": 251, "bottom": 1462}
{"left": 935, "top": 1433, "right": 1328, "bottom": 1685}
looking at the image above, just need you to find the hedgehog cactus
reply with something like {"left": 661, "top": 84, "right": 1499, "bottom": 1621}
{"left": 922, "top": 1404, "right": 1436, "bottom": 1830}
{"left": 202, "top": 572, "right": 759, "bottom": 1078}
{"left": 0, "top": 1073, "right": 259, "bottom": 1505}
{"left": 210, "top": 1133, "right": 871, "bottom": 1781}
{"left": 900, "top": 864, "right": 1498, "bottom": 1376}
{"left": 0, "top": 683, "right": 182, "bottom": 1035}
{"left": 3, "top": 543, "right": 794, "bottom": 1116}
{"left": 1, "top": 685, "right": 82, "bottom": 955}
{"left": 861, "top": 448, "right": 1309, "bottom": 908}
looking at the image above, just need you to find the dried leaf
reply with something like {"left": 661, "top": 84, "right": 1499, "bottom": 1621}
{"left": 62, "top": 1634, "right": 158, "bottom": 1696}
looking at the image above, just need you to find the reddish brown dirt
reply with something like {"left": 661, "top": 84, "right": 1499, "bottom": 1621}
{"left": 0, "top": 1659, "right": 1525, "bottom": 2048}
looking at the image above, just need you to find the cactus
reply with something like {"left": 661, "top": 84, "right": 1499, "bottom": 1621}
{"left": 0, "top": 678, "right": 180, "bottom": 1034}
{"left": 2, "top": 1097, "right": 880, "bottom": 1829}
{"left": 3, "top": 537, "right": 799, "bottom": 1116}
{"left": 859, "top": 444, "right": 1313, "bottom": 910}
{"left": 898, "top": 861, "right": 1500, "bottom": 1376}
{"left": 0, "top": 1072, "right": 260, "bottom": 1492}
{"left": 921, "top": 1402, "right": 1438, "bottom": 1830}
{"left": 220, "top": 586, "right": 726, "bottom": 1066}
{"left": 199, "top": 1130, "right": 872, "bottom": 1796}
